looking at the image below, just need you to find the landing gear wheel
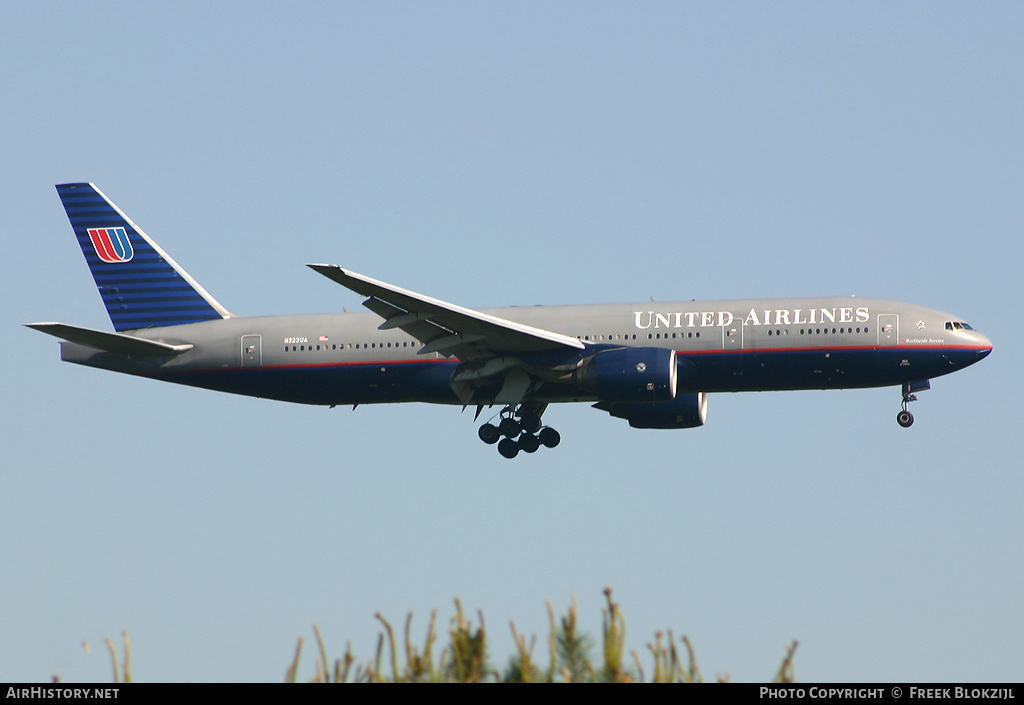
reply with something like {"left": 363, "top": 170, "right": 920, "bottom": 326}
{"left": 499, "top": 417, "right": 522, "bottom": 438}
{"left": 518, "top": 412, "right": 542, "bottom": 434}
{"left": 518, "top": 433, "right": 540, "bottom": 453}
{"left": 498, "top": 438, "right": 520, "bottom": 459}
{"left": 538, "top": 427, "right": 561, "bottom": 448}
{"left": 478, "top": 423, "right": 500, "bottom": 444}
{"left": 897, "top": 410, "right": 914, "bottom": 428}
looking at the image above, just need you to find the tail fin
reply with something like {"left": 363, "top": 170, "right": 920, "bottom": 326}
{"left": 56, "top": 183, "right": 231, "bottom": 331}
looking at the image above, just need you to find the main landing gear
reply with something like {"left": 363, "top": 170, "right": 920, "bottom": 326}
{"left": 478, "top": 404, "right": 560, "bottom": 459}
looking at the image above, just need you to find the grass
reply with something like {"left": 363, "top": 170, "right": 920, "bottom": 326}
{"left": 284, "top": 587, "right": 799, "bottom": 683}
{"left": 83, "top": 587, "right": 797, "bottom": 682}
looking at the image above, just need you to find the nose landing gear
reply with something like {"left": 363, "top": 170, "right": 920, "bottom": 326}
{"left": 479, "top": 403, "right": 560, "bottom": 458}
{"left": 896, "top": 379, "right": 930, "bottom": 428}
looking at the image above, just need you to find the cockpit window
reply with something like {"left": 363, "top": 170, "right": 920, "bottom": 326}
{"left": 945, "top": 321, "right": 975, "bottom": 331}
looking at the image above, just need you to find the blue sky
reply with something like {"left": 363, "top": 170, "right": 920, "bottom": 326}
{"left": 2, "top": 2, "right": 1021, "bottom": 682}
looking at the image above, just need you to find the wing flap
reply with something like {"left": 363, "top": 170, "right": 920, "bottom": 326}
{"left": 26, "top": 322, "right": 194, "bottom": 357}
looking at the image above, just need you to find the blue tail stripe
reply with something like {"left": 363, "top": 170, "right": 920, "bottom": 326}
{"left": 57, "top": 183, "right": 228, "bottom": 331}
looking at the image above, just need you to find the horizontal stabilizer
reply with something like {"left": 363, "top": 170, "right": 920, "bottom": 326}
{"left": 25, "top": 322, "right": 193, "bottom": 357}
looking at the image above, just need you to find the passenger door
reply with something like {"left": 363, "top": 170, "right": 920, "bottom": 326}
{"left": 878, "top": 314, "right": 898, "bottom": 346}
{"left": 241, "top": 335, "right": 262, "bottom": 367}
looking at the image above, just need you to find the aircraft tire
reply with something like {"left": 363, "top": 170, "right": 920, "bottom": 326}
{"left": 478, "top": 423, "right": 500, "bottom": 444}
{"left": 897, "top": 410, "right": 914, "bottom": 428}
{"left": 499, "top": 417, "right": 522, "bottom": 438}
{"left": 519, "top": 433, "right": 540, "bottom": 453}
{"left": 498, "top": 438, "right": 520, "bottom": 459}
{"left": 519, "top": 413, "right": 542, "bottom": 434}
{"left": 538, "top": 427, "right": 561, "bottom": 448}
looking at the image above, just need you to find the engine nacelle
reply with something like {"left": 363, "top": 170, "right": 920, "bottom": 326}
{"left": 585, "top": 347, "right": 677, "bottom": 403}
{"left": 594, "top": 392, "right": 708, "bottom": 429}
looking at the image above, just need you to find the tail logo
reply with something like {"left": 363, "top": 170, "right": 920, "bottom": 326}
{"left": 87, "top": 227, "right": 134, "bottom": 263}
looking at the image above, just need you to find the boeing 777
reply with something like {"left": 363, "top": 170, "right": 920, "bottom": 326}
{"left": 28, "top": 183, "right": 993, "bottom": 458}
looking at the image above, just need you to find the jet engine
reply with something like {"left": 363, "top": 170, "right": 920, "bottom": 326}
{"left": 593, "top": 392, "right": 708, "bottom": 429}
{"left": 580, "top": 347, "right": 677, "bottom": 403}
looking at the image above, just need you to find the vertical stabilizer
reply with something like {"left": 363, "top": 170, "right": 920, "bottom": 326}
{"left": 56, "top": 183, "right": 231, "bottom": 331}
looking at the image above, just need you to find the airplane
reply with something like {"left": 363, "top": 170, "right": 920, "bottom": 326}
{"left": 29, "top": 183, "right": 993, "bottom": 459}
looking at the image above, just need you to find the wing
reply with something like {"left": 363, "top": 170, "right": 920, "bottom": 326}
{"left": 308, "top": 265, "right": 588, "bottom": 405}
{"left": 307, "top": 264, "right": 584, "bottom": 359}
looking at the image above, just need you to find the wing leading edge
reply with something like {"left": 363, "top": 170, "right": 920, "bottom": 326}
{"left": 307, "top": 264, "right": 585, "bottom": 360}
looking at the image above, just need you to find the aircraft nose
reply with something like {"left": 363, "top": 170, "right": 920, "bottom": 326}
{"left": 972, "top": 331, "right": 993, "bottom": 359}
